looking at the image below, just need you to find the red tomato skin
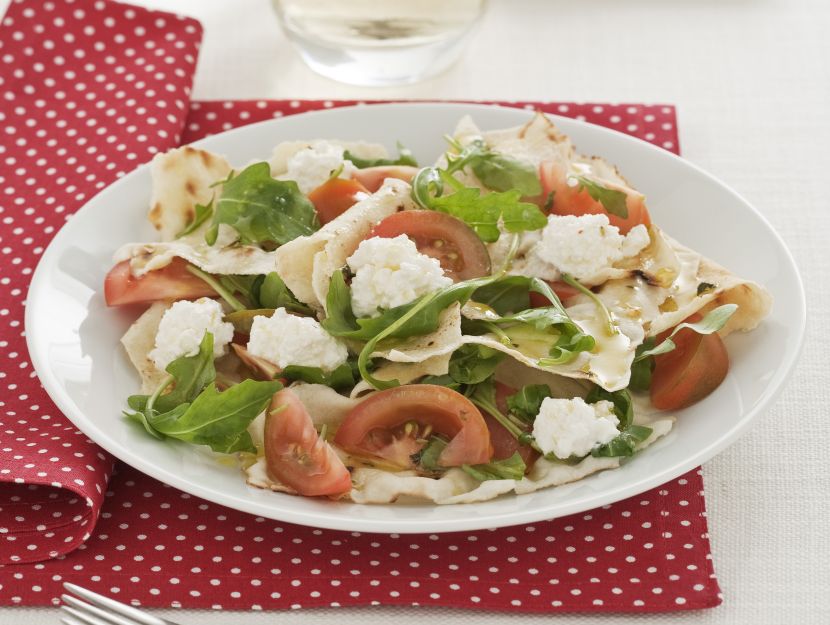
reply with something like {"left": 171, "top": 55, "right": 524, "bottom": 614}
{"left": 650, "top": 316, "right": 730, "bottom": 411}
{"left": 334, "top": 385, "right": 491, "bottom": 467}
{"left": 264, "top": 389, "right": 352, "bottom": 498}
{"left": 369, "top": 210, "right": 491, "bottom": 281}
{"left": 538, "top": 161, "right": 651, "bottom": 234}
{"left": 307, "top": 177, "right": 369, "bottom": 225}
{"left": 352, "top": 165, "right": 419, "bottom": 193}
{"left": 104, "top": 258, "right": 216, "bottom": 307}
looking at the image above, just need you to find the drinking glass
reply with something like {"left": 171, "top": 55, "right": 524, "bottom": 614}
{"left": 272, "top": 0, "right": 489, "bottom": 86}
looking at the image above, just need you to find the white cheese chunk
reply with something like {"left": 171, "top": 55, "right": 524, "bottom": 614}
{"left": 347, "top": 235, "right": 453, "bottom": 318}
{"left": 149, "top": 298, "right": 234, "bottom": 370}
{"left": 532, "top": 397, "right": 620, "bottom": 459}
{"left": 247, "top": 307, "right": 348, "bottom": 372}
{"left": 523, "top": 214, "right": 650, "bottom": 285}
{"left": 280, "top": 141, "right": 358, "bottom": 194}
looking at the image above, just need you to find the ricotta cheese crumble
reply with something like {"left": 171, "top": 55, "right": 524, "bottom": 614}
{"left": 532, "top": 397, "right": 620, "bottom": 459}
{"left": 149, "top": 298, "right": 234, "bottom": 370}
{"left": 347, "top": 235, "right": 453, "bottom": 318}
{"left": 522, "top": 214, "right": 650, "bottom": 285}
{"left": 281, "top": 141, "right": 358, "bottom": 194}
{"left": 247, "top": 307, "right": 348, "bottom": 372}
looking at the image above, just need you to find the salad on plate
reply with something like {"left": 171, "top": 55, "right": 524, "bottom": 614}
{"left": 104, "top": 113, "right": 771, "bottom": 504}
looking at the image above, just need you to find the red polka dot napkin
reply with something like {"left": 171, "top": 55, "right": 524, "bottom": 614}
{"left": 0, "top": 0, "right": 722, "bottom": 613}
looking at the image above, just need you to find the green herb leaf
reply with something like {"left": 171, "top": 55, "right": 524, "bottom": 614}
{"left": 418, "top": 374, "right": 462, "bottom": 390}
{"left": 281, "top": 363, "right": 356, "bottom": 392}
{"left": 472, "top": 153, "right": 542, "bottom": 197}
{"left": 126, "top": 332, "right": 216, "bottom": 416}
{"left": 470, "top": 276, "right": 532, "bottom": 316}
{"left": 447, "top": 344, "right": 505, "bottom": 385}
{"left": 256, "top": 272, "right": 311, "bottom": 313}
{"left": 506, "top": 384, "right": 552, "bottom": 423}
{"left": 634, "top": 304, "right": 738, "bottom": 361}
{"left": 462, "top": 452, "right": 526, "bottom": 481}
{"left": 176, "top": 200, "right": 214, "bottom": 238}
{"left": 629, "top": 338, "right": 656, "bottom": 391}
{"left": 417, "top": 436, "right": 448, "bottom": 471}
{"left": 576, "top": 177, "right": 629, "bottom": 219}
{"left": 585, "top": 386, "right": 651, "bottom": 458}
{"left": 343, "top": 142, "right": 418, "bottom": 168}
{"left": 586, "top": 386, "right": 634, "bottom": 429}
{"left": 210, "top": 162, "right": 319, "bottom": 248}
{"left": 591, "top": 425, "right": 652, "bottom": 458}
{"left": 147, "top": 379, "right": 282, "bottom": 454}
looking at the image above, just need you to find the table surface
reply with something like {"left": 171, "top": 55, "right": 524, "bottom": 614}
{"left": 3, "top": 0, "right": 829, "bottom": 623}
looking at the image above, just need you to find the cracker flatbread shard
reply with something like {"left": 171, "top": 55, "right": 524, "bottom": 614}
{"left": 274, "top": 178, "right": 415, "bottom": 309}
{"left": 148, "top": 146, "right": 233, "bottom": 242}
{"left": 115, "top": 145, "right": 277, "bottom": 277}
{"left": 120, "top": 301, "right": 171, "bottom": 394}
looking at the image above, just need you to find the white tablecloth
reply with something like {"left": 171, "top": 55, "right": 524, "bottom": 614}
{"left": 3, "top": 0, "right": 828, "bottom": 623}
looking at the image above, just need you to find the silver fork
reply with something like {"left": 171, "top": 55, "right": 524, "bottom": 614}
{"left": 60, "top": 582, "right": 181, "bottom": 625}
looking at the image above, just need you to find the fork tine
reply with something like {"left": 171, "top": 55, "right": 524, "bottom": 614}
{"left": 62, "top": 596, "right": 139, "bottom": 625}
{"left": 62, "top": 604, "right": 125, "bottom": 625}
{"left": 62, "top": 583, "right": 172, "bottom": 625}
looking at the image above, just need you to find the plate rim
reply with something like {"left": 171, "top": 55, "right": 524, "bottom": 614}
{"left": 25, "top": 101, "right": 806, "bottom": 533}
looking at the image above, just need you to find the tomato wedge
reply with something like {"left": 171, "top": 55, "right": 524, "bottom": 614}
{"left": 104, "top": 258, "right": 216, "bottom": 307}
{"left": 307, "top": 177, "right": 369, "bottom": 225}
{"left": 483, "top": 382, "right": 539, "bottom": 467}
{"left": 528, "top": 280, "right": 582, "bottom": 308}
{"left": 650, "top": 314, "right": 730, "bottom": 411}
{"left": 334, "top": 385, "right": 491, "bottom": 468}
{"left": 369, "top": 210, "right": 491, "bottom": 281}
{"left": 538, "top": 161, "right": 651, "bottom": 234}
{"left": 264, "top": 389, "right": 352, "bottom": 498}
{"left": 352, "top": 165, "right": 419, "bottom": 193}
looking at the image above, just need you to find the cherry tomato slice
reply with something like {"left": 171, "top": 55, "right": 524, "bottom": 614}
{"left": 538, "top": 161, "right": 651, "bottom": 234}
{"left": 307, "top": 177, "right": 370, "bottom": 225}
{"left": 650, "top": 314, "right": 730, "bottom": 410}
{"left": 352, "top": 165, "right": 419, "bottom": 193}
{"left": 369, "top": 210, "right": 491, "bottom": 281}
{"left": 104, "top": 258, "right": 216, "bottom": 307}
{"left": 334, "top": 385, "right": 491, "bottom": 468}
{"left": 264, "top": 389, "right": 352, "bottom": 498}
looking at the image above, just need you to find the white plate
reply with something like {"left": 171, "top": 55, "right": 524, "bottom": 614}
{"left": 25, "top": 103, "right": 805, "bottom": 533}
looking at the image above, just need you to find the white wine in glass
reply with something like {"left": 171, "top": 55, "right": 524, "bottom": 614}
{"left": 272, "top": 0, "right": 488, "bottom": 86}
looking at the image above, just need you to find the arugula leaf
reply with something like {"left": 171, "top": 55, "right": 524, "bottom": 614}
{"left": 470, "top": 276, "right": 531, "bottom": 316}
{"left": 445, "top": 138, "right": 542, "bottom": 196}
{"left": 411, "top": 167, "right": 546, "bottom": 243}
{"left": 467, "top": 377, "right": 528, "bottom": 441}
{"left": 462, "top": 452, "right": 526, "bottom": 481}
{"left": 176, "top": 200, "right": 214, "bottom": 238}
{"left": 447, "top": 344, "right": 504, "bottom": 385}
{"left": 575, "top": 177, "right": 629, "bottom": 219}
{"left": 417, "top": 436, "right": 448, "bottom": 471}
{"left": 586, "top": 386, "right": 634, "bottom": 429}
{"left": 127, "top": 332, "right": 216, "bottom": 417}
{"left": 281, "top": 363, "right": 356, "bottom": 391}
{"left": 634, "top": 304, "right": 738, "bottom": 361}
{"left": 506, "top": 384, "right": 552, "bottom": 423}
{"left": 224, "top": 308, "right": 275, "bottom": 334}
{"left": 319, "top": 269, "right": 360, "bottom": 336}
{"left": 343, "top": 142, "right": 418, "bottom": 168}
{"left": 472, "top": 154, "right": 542, "bottom": 197}
{"left": 485, "top": 278, "right": 595, "bottom": 366}
{"left": 629, "top": 338, "right": 656, "bottom": 391}
{"left": 257, "top": 272, "right": 311, "bottom": 312}
{"left": 591, "top": 425, "right": 652, "bottom": 458}
{"left": 585, "top": 386, "right": 652, "bottom": 458}
{"left": 209, "top": 162, "right": 319, "bottom": 248}
{"left": 147, "top": 379, "right": 281, "bottom": 454}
